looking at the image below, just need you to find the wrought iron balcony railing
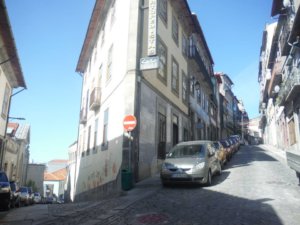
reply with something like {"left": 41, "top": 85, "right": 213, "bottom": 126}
{"left": 277, "top": 68, "right": 300, "bottom": 105}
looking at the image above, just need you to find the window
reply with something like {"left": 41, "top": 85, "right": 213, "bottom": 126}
{"left": 87, "top": 125, "right": 91, "bottom": 155}
{"left": 1, "top": 84, "right": 10, "bottom": 119}
{"left": 101, "top": 30, "right": 105, "bottom": 47}
{"left": 86, "top": 89, "right": 89, "bottom": 114}
{"left": 110, "top": 3, "right": 116, "bottom": 26}
{"left": 107, "top": 45, "right": 113, "bottom": 81}
{"left": 159, "top": 0, "right": 167, "bottom": 25}
{"left": 157, "top": 112, "right": 166, "bottom": 159}
{"left": 98, "top": 65, "right": 102, "bottom": 87}
{"left": 102, "top": 108, "right": 109, "bottom": 149}
{"left": 82, "top": 130, "right": 86, "bottom": 157}
{"left": 158, "top": 38, "right": 168, "bottom": 82}
{"left": 171, "top": 57, "right": 179, "bottom": 94}
{"left": 183, "top": 128, "right": 189, "bottom": 141}
{"left": 182, "top": 71, "right": 188, "bottom": 104}
{"left": 288, "top": 117, "right": 296, "bottom": 145}
{"left": 172, "top": 114, "right": 179, "bottom": 146}
{"left": 190, "top": 76, "right": 195, "bottom": 97}
{"left": 196, "top": 88, "right": 201, "bottom": 104}
{"left": 172, "top": 14, "right": 179, "bottom": 45}
{"left": 182, "top": 33, "right": 188, "bottom": 57}
{"left": 94, "top": 119, "right": 98, "bottom": 153}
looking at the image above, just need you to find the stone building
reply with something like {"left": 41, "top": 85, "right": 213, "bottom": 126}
{"left": 73, "top": 0, "right": 220, "bottom": 201}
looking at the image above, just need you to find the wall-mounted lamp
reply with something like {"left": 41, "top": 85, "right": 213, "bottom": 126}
{"left": 274, "top": 85, "right": 280, "bottom": 93}
{"left": 195, "top": 81, "right": 200, "bottom": 90}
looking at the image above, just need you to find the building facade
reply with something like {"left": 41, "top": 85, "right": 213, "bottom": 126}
{"left": 216, "top": 73, "right": 235, "bottom": 139}
{"left": 0, "top": 0, "right": 27, "bottom": 170}
{"left": 259, "top": 0, "right": 300, "bottom": 182}
{"left": 73, "top": 0, "right": 221, "bottom": 201}
{"left": 26, "top": 163, "right": 45, "bottom": 194}
{"left": 4, "top": 123, "right": 30, "bottom": 184}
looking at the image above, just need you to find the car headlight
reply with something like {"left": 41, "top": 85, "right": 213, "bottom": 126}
{"left": 0, "top": 187, "right": 10, "bottom": 193}
{"left": 193, "top": 162, "right": 205, "bottom": 170}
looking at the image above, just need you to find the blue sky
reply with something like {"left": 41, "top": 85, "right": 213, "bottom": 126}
{"left": 6, "top": 0, "right": 273, "bottom": 163}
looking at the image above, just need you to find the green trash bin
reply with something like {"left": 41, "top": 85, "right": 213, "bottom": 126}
{"left": 121, "top": 169, "right": 133, "bottom": 191}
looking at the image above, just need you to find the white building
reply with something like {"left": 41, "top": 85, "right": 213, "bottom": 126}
{"left": 4, "top": 123, "right": 30, "bottom": 184}
{"left": 73, "top": 0, "right": 217, "bottom": 201}
{"left": 0, "top": 0, "right": 27, "bottom": 170}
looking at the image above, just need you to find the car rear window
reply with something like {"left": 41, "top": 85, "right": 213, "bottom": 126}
{"left": 167, "top": 144, "right": 205, "bottom": 158}
{"left": 220, "top": 141, "right": 229, "bottom": 147}
{"left": 20, "top": 187, "right": 28, "bottom": 192}
{"left": 0, "top": 172, "right": 8, "bottom": 182}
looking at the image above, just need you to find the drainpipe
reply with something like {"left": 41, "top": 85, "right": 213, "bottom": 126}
{"left": 132, "top": 0, "right": 145, "bottom": 182}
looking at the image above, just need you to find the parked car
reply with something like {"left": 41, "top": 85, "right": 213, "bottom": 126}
{"left": 160, "top": 141, "right": 221, "bottom": 186}
{"left": 0, "top": 171, "right": 11, "bottom": 210}
{"left": 33, "top": 192, "right": 42, "bottom": 204}
{"left": 27, "top": 187, "right": 34, "bottom": 204}
{"left": 219, "top": 139, "right": 233, "bottom": 161}
{"left": 45, "top": 196, "right": 54, "bottom": 204}
{"left": 229, "top": 136, "right": 240, "bottom": 152}
{"left": 10, "top": 181, "right": 20, "bottom": 208}
{"left": 19, "top": 186, "right": 30, "bottom": 206}
{"left": 213, "top": 141, "right": 227, "bottom": 167}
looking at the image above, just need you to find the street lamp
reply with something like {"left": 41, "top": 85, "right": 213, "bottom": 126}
{"left": 9, "top": 117, "right": 25, "bottom": 120}
{"left": 195, "top": 81, "right": 200, "bottom": 91}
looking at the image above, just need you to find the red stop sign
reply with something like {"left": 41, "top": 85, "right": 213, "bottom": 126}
{"left": 123, "top": 115, "right": 137, "bottom": 132}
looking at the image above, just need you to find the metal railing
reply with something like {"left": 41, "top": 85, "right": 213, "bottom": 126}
{"left": 277, "top": 68, "right": 300, "bottom": 105}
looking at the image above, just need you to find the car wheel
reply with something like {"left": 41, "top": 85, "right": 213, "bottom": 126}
{"left": 161, "top": 181, "right": 169, "bottom": 187}
{"left": 206, "top": 170, "right": 212, "bottom": 186}
{"left": 4, "top": 202, "right": 10, "bottom": 211}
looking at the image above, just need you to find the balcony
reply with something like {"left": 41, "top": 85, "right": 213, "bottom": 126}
{"left": 277, "top": 68, "right": 300, "bottom": 106}
{"left": 89, "top": 87, "right": 101, "bottom": 111}
{"left": 80, "top": 108, "right": 87, "bottom": 124}
{"left": 189, "top": 40, "right": 213, "bottom": 90}
{"left": 279, "top": 15, "right": 293, "bottom": 56}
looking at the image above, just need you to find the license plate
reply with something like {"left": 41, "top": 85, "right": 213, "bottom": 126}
{"left": 172, "top": 173, "right": 188, "bottom": 178}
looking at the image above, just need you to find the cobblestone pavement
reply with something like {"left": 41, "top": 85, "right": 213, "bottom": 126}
{"left": 1, "top": 145, "right": 300, "bottom": 225}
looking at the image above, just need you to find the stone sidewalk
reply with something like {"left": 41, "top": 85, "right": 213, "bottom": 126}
{"left": 33, "top": 174, "right": 162, "bottom": 225}
{"left": 259, "top": 144, "right": 287, "bottom": 162}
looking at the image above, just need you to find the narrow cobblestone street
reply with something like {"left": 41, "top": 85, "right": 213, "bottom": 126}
{"left": 1, "top": 145, "right": 300, "bottom": 225}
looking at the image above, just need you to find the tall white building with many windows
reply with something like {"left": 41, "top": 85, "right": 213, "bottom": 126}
{"left": 74, "top": 0, "right": 217, "bottom": 201}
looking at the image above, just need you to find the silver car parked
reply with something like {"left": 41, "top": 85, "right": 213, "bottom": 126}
{"left": 160, "top": 141, "right": 221, "bottom": 186}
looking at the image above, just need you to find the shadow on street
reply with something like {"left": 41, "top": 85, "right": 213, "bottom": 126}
{"left": 224, "top": 145, "right": 278, "bottom": 169}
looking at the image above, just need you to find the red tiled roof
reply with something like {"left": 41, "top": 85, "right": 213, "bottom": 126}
{"left": 48, "top": 159, "right": 68, "bottom": 164}
{"left": 44, "top": 168, "right": 67, "bottom": 181}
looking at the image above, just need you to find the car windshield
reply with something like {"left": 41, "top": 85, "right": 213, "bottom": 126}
{"left": 167, "top": 144, "right": 205, "bottom": 158}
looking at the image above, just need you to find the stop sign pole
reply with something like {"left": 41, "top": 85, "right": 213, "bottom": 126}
{"left": 123, "top": 115, "right": 137, "bottom": 172}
